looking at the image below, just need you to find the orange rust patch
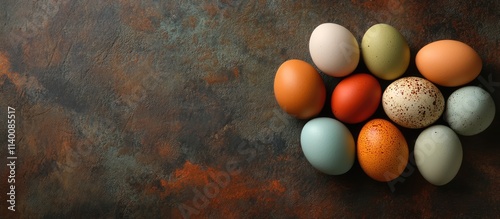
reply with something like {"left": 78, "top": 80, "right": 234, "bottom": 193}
{"left": 161, "top": 163, "right": 289, "bottom": 218}
{"left": 204, "top": 72, "right": 229, "bottom": 84}
{"left": 159, "top": 161, "right": 210, "bottom": 198}
{"left": 203, "top": 176, "right": 287, "bottom": 217}
{"left": 159, "top": 161, "right": 288, "bottom": 207}
{"left": 203, "top": 3, "right": 218, "bottom": 17}
{"left": 0, "top": 52, "right": 11, "bottom": 80}
{"left": 269, "top": 180, "right": 286, "bottom": 193}
{"left": 119, "top": 0, "right": 161, "bottom": 32}
{"left": 0, "top": 51, "right": 44, "bottom": 92}
{"left": 157, "top": 142, "right": 180, "bottom": 162}
{"left": 198, "top": 51, "right": 215, "bottom": 63}
{"left": 276, "top": 154, "right": 293, "bottom": 162}
{"left": 117, "top": 147, "right": 133, "bottom": 157}
{"left": 202, "top": 65, "right": 239, "bottom": 85}
{"left": 184, "top": 16, "right": 198, "bottom": 29}
{"left": 232, "top": 66, "right": 240, "bottom": 78}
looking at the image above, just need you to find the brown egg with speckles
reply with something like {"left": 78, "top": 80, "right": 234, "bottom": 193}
{"left": 357, "top": 119, "right": 409, "bottom": 182}
{"left": 382, "top": 77, "right": 445, "bottom": 129}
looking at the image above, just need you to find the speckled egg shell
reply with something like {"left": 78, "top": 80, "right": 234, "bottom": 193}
{"left": 444, "top": 86, "right": 495, "bottom": 136}
{"left": 382, "top": 77, "right": 445, "bottom": 129}
{"left": 357, "top": 119, "right": 409, "bottom": 182}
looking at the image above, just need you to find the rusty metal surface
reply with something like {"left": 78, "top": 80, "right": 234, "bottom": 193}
{"left": 0, "top": 0, "right": 499, "bottom": 218}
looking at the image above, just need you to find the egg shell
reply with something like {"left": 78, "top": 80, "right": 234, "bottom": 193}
{"left": 357, "top": 119, "right": 409, "bottom": 182}
{"left": 416, "top": 40, "right": 482, "bottom": 87}
{"left": 331, "top": 73, "right": 381, "bottom": 124}
{"left": 444, "top": 86, "right": 495, "bottom": 136}
{"left": 274, "top": 59, "right": 326, "bottom": 119}
{"left": 415, "top": 125, "right": 462, "bottom": 186}
{"left": 382, "top": 77, "right": 445, "bottom": 129}
{"left": 361, "top": 23, "right": 410, "bottom": 80}
{"left": 309, "top": 23, "right": 360, "bottom": 77}
{"left": 300, "top": 117, "right": 355, "bottom": 175}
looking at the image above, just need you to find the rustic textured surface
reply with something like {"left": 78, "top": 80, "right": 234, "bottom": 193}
{"left": 0, "top": 0, "right": 499, "bottom": 218}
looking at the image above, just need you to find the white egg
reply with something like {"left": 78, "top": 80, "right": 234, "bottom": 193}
{"left": 444, "top": 86, "right": 495, "bottom": 136}
{"left": 382, "top": 77, "right": 445, "bottom": 129}
{"left": 414, "top": 125, "right": 462, "bottom": 186}
{"left": 309, "top": 23, "right": 359, "bottom": 77}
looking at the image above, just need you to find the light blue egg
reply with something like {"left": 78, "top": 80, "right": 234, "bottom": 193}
{"left": 300, "top": 117, "right": 355, "bottom": 175}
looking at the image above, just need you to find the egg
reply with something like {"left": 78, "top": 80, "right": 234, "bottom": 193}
{"left": 357, "top": 119, "right": 409, "bottom": 182}
{"left": 361, "top": 23, "right": 410, "bottom": 80}
{"left": 414, "top": 125, "right": 462, "bottom": 186}
{"left": 309, "top": 23, "right": 360, "bottom": 77}
{"left": 331, "top": 73, "right": 381, "bottom": 124}
{"left": 444, "top": 86, "right": 496, "bottom": 136}
{"left": 300, "top": 117, "right": 355, "bottom": 175}
{"left": 382, "top": 77, "right": 445, "bottom": 129}
{"left": 274, "top": 59, "right": 326, "bottom": 119}
{"left": 416, "top": 40, "right": 482, "bottom": 87}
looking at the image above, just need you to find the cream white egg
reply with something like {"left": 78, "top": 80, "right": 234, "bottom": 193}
{"left": 309, "top": 23, "right": 359, "bottom": 77}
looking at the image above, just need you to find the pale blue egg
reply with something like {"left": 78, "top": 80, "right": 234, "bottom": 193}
{"left": 444, "top": 86, "right": 495, "bottom": 136}
{"left": 300, "top": 117, "right": 355, "bottom": 175}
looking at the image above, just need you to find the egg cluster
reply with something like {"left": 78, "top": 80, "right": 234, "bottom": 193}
{"left": 273, "top": 23, "right": 496, "bottom": 186}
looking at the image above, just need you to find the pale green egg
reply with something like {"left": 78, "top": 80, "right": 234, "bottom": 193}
{"left": 361, "top": 23, "right": 410, "bottom": 80}
{"left": 415, "top": 125, "right": 462, "bottom": 186}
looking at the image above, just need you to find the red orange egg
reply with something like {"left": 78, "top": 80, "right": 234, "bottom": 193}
{"left": 331, "top": 73, "right": 381, "bottom": 124}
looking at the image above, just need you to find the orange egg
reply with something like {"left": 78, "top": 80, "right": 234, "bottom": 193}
{"left": 331, "top": 73, "right": 381, "bottom": 124}
{"left": 415, "top": 40, "right": 482, "bottom": 87}
{"left": 274, "top": 59, "right": 326, "bottom": 119}
{"left": 357, "top": 119, "right": 409, "bottom": 182}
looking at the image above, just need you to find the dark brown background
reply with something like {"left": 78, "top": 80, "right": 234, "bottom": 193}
{"left": 0, "top": 0, "right": 499, "bottom": 218}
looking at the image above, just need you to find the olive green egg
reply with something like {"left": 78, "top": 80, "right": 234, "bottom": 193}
{"left": 361, "top": 23, "right": 410, "bottom": 80}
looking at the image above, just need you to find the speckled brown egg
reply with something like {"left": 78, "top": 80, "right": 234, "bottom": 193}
{"left": 382, "top": 77, "right": 445, "bottom": 129}
{"left": 357, "top": 119, "right": 409, "bottom": 182}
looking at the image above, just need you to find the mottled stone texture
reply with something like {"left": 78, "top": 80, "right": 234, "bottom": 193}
{"left": 0, "top": 0, "right": 499, "bottom": 218}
